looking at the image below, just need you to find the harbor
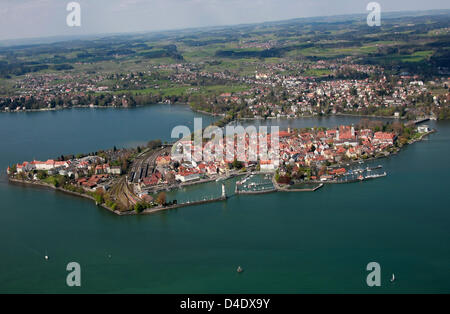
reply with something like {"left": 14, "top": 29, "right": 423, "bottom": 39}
{"left": 332, "top": 165, "right": 387, "bottom": 184}
{"left": 235, "top": 174, "right": 277, "bottom": 195}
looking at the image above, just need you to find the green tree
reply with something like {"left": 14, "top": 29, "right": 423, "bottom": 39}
{"left": 134, "top": 202, "right": 148, "bottom": 213}
{"left": 9, "top": 164, "right": 17, "bottom": 174}
{"left": 231, "top": 159, "right": 243, "bottom": 169}
{"left": 36, "top": 171, "right": 47, "bottom": 180}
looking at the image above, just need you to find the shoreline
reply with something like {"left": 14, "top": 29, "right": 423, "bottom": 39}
{"left": 7, "top": 176, "right": 229, "bottom": 216}
{"left": 7, "top": 177, "right": 124, "bottom": 215}
{"left": 191, "top": 108, "right": 226, "bottom": 117}
{"left": 0, "top": 101, "right": 188, "bottom": 114}
{"left": 229, "top": 112, "right": 404, "bottom": 122}
{"left": 2, "top": 103, "right": 442, "bottom": 123}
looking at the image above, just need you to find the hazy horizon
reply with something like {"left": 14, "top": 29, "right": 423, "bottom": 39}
{"left": 1, "top": 0, "right": 449, "bottom": 43}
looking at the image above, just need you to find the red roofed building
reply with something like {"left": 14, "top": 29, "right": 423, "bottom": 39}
{"left": 142, "top": 174, "right": 160, "bottom": 186}
{"left": 373, "top": 132, "right": 396, "bottom": 144}
{"left": 337, "top": 125, "right": 355, "bottom": 140}
{"left": 32, "top": 159, "right": 55, "bottom": 171}
{"left": 336, "top": 147, "right": 346, "bottom": 155}
{"left": 278, "top": 131, "right": 291, "bottom": 138}
{"left": 156, "top": 155, "right": 171, "bottom": 167}
{"left": 329, "top": 168, "right": 346, "bottom": 176}
{"left": 326, "top": 129, "right": 337, "bottom": 138}
{"left": 175, "top": 170, "right": 200, "bottom": 182}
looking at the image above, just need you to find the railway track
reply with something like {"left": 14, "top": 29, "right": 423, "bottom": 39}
{"left": 111, "top": 177, "right": 137, "bottom": 209}
{"left": 129, "top": 147, "right": 171, "bottom": 183}
{"left": 111, "top": 146, "right": 173, "bottom": 209}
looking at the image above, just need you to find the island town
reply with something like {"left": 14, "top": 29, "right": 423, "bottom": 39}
{"left": 6, "top": 117, "right": 434, "bottom": 215}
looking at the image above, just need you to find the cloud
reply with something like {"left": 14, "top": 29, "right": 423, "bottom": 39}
{"left": 0, "top": 0, "right": 449, "bottom": 41}
{"left": 116, "top": 0, "right": 148, "bottom": 9}
{"left": 2, "top": 0, "right": 53, "bottom": 11}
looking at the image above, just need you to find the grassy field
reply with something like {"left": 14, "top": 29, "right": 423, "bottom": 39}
{"left": 102, "top": 84, "right": 249, "bottom": 97}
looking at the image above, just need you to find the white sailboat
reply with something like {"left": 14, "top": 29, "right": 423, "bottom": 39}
{"left": 390, "top": 273, "right": 395, "bottom": 282}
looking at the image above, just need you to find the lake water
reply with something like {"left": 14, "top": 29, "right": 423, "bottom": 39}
{"left": 0, "top": 105, "right": 449, "bottom": 293}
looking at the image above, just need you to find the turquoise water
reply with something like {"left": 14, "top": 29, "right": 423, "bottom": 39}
{"left": 0, "top": 106, "right": 449, "bottom": 293}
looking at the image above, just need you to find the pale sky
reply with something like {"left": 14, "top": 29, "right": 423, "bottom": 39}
{"left": 0, "top": 0, "right": 449, "bottom": 41}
